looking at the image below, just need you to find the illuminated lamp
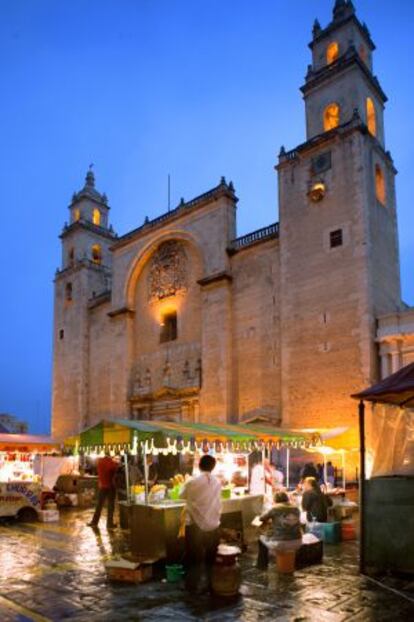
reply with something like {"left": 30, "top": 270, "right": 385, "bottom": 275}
{"left": 309, "top": 182, "right": 326, "bottom": 202}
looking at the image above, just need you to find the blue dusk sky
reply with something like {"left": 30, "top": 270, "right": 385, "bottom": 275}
{"left": 0, "top": 0, "right": 413, "bottom": 434}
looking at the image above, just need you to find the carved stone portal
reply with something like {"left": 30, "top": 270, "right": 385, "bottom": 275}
{"left": 148, "top": 241, "right": 187, "bottom": 301}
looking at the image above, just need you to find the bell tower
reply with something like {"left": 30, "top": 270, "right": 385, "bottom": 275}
{"left": 303, "top": 0, "right": 386, "bottom": 146}
{"left": 51, "top": 170, "right": 117, "bottom": 439}
{"left": 277, "top": 1, "right": 402, "bottom": 434}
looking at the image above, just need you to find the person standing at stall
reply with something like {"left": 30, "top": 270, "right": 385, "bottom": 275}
{"left": 180, "top": 454, "right": 221, "bottom": 594}
{"left": 87, "top": 451, "right": 118, "bottom": 529}
{"left": 301, "top": 477, "right": 332, "bottom": 523}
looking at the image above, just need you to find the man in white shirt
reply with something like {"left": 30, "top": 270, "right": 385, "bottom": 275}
{"left": 180, "top": 454, "right": 221, "bottom": 593}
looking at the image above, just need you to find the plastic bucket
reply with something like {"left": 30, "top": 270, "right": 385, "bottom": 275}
{"left": 276, "top": 550, "right": 296, "bottom": 574}
{"left": 341, "top": 522, "right": 357, "bottom": 541}
{"left": 165, "top": 564, "right": 185, "bottom": 583}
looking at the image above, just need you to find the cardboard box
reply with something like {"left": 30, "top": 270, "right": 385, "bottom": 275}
{"left": 38, "top": 509, "right": 60, "bottom": 522}
{"left": 105, "top": 558, "right": 153, "bottom": 584}
{"left": 78, "top": 490, "right": 95, "bottom": 508}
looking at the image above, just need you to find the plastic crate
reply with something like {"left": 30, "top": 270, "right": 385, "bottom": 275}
{"left": 323, "top": 521, "right": 342, "bottom": 544}
{"left": 295, "top": 541, "right": 323, "bottom": 569}
{"left": 341, "top": 521, "right": 357, "bottom": 541}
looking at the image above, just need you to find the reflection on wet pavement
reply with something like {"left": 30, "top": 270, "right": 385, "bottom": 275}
{"left": 0, "top": 508, "right": 413, "bottom": 621}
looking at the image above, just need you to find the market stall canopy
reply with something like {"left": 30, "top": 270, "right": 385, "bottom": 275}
{"left": 317, "top": 427, "right": 358, "bottom": 452}
{"left": 65, "top": 418, "right": 321, "bottom": 451}
{"left": 352, "top": 362, "right": 414, "bottom": 477}
{"left": 0, "top": 434, "right": 60, "bottom": 453}
{"left": 352, "top": 362, "right": 414, "bottom": 407}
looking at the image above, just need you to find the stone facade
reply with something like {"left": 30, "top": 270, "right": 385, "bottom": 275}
{"left": 51, "top": 1, "right": 409, "bottom": 442}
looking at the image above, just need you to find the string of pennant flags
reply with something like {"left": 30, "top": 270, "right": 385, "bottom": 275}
{"left": 76, "top": 434, "right": 322, "bottom": 457}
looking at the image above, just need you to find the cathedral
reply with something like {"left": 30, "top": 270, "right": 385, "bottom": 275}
{"left": 52, "top": 1, "right": 413, "bottom": 442}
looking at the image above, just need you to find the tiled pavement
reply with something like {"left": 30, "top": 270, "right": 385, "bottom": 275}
{"left": 0, "top": 508, "right": 413, "bottom": 621}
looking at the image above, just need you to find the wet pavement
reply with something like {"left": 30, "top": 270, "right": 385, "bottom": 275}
{"left": 0, "top": 508, "right": 413, "bottom": 621}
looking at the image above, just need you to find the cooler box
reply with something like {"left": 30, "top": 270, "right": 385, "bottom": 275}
{"left": 323, "top": 522, "right": 342, "bottom": 544}
{"left": 295, "top": 540, "right": 323, "bottom": 569}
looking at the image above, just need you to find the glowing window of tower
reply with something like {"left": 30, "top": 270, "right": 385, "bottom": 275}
{"left": 92, "top": 208, "right": 101, "bottom": 226}
{"left": 366, "top": 97, "right": 377, "bottom": 137}
{"left": 375, "top": 165, "right": 386, "bottom": 205}
{"left": 74, "top": 208, "right": 81, "bottom": 222}
{"left": 326, "top": 42, "right": 339, "bottom": 65}
{"left": 323, "top": 103, "right": 340, "bottom": 131}
{"left": 92, "top": 244, "right": 102, "bottom": 265}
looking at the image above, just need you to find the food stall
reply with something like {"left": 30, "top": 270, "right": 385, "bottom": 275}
{"left": 0, "top": 433, "right": 61, "bottom": 520}
{"left": 352, "top": 362, "right": 414, "bottom": 575}
{"left": 67, "top": 419, "right": 319, "bottom": 559}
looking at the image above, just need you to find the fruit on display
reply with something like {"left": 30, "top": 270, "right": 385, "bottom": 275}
{"left": 150, "top": 484, "right": 166, "bottom": 494}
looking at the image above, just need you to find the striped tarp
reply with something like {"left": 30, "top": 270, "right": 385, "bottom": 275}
{"left": 65, "top": 418, "right": 320, "bottom": 451}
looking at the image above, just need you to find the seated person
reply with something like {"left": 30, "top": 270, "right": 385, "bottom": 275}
{"left": 301, "top": 476, "right": 332, "bottom": 523}
{"left": 257, "top": 492, "right": 302, "bottom": 570}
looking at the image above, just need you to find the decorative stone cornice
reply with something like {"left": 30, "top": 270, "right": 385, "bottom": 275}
{"left": 54, "top": 259, "right": 111, "bottom": 281}
{"left": 277, "top": 113, "right": 395, "bottom": 170}
{"left": 197, "top": 271, "right": 233, "bottom": 288}
{"left": 60, "top": 219, "right": 117, "bottom": 241}
{"left": 88, "top": 291, "right": 111, "bottom": 310}
{"left": 228, "top": 223, "right": 279, "bottom": 255}
{"left": 302, "top": 47, "right": 387, "bottom": 103}
{"left": 111, "top": 178, "right": 238, "bottom": 251}
{"left": 107, "top": 306, "right": 135, "bottom": 318}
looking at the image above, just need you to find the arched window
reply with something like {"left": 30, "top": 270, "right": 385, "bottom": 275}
{"left": 326, "top": 42, "right": 339, "bottom": 65}
{"left": 91, "top": 244, "right": 102, "bottom": 265}
{"left": 323, "top": 103, "right": 340, "bottom": 131}
{"left": 375, "top": 164, "right": 386, "bottom": 205}
{"left": 366, "top": 97, "right": 377, "bottom": 136}
{"left": 65, "top": 282, "right": 73, "bottom": 301}
{"left": 92, "top": 208, "right": 101, "bottom": 226}
{"left": 160, "top": 311, "right": 178, "bottom": 343}
{"left": 73, "top": 208, "right": 81, "bottom": 222}
{"left": 68, "top": 248, "right": 75, "bottom": 266}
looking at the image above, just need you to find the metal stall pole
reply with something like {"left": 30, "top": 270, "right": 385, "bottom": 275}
{"left": 124, "top": 452, "right": 130, "bottom": 503}
{"left": 286, "top": 447, "right": 290, "bottom": 490}
{"left": 143, "top": 449, "right": 149, "bottom": 505}
{"left": 323, "top": 454, "right": 327, "bottom": 487}
{"left": 359, "top": 400, "right": 366, "bottom": 574}
{"left": 341, "top": 451, "right": 346, "bottom": 491}
{"left": 262, "top": 447, "right": 266, "bottom": 495}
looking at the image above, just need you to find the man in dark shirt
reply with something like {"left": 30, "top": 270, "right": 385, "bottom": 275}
{"left": 301, "top": 476, "right": 330, "bottom": 522}
{"left": 300, "top": 462, "right": 319, "bottom": 481}
{"left": 88, "top": 452, "right": 118, "bottom": 529}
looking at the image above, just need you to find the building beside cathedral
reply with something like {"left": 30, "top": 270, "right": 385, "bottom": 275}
{"left": 51, "top": 0, "right": 413, "bottom": 441}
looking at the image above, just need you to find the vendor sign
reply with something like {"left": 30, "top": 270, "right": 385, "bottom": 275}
{"left": 0, "top": 481, "right": 41, "bottom": 518}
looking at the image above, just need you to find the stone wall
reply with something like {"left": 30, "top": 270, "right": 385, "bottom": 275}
{"left": 278, "top": 129, "right": 379, "bottom": 436}
{"left": 231, "top": 239, "right": 281, "bottom": 422}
